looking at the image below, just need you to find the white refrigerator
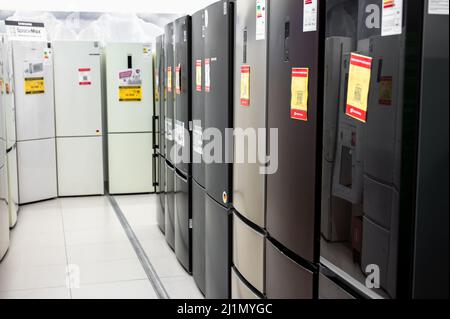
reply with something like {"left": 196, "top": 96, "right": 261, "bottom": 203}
{"left": 105, "top": 43, "right": 154, "bottom": 194}
{"left": 12, "top": 40, "right": 57, "bottom": 204}
{"left": 53, "top": 40, "right": 104, "bottom": 196}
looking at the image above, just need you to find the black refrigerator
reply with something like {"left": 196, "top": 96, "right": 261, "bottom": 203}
{"left": 232, "top": 0, "right": 269, "bottom": 299}
{"left": 174, "top": 15, "right": 193, "bottom": 274}
{"left": 204, "top": 0, "right": 235, "bottom": 299}
{"left": 265, "top": 0, "right": 324, "bottom": 299}
{"left": 191, "top": 9, "right": 207, "bottom": 295}
{"left": 319, "top": 0, "right": 448, "bottom": 299}
{"left": 155, "top": 34, "right": 166, "bottom": 234}
{"left": 164, "top": 22, "right": 176, "bottom": 250}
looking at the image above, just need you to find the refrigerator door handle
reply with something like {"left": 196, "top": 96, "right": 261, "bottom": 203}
{"left": 284, "top": 19, "right": 290, "bottom": 62}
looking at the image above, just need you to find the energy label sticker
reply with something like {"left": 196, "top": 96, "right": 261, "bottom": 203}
{"left": 345, "top": 53, "right": 373, "bottom": 123}
{"left": 205, "top": 59, "right": 210, "bottom": 92}
{"left": 23, "top": 60, "right": 45, "bottom": 94}
{"left": 290, "top": 67, "right": 309, "bottom": 121}
{"left": 382, "top": 0, "right": 403, "bottom": 36}
{"left": 240, "top": 65, "right": 250, "bottom": 107}
{"left": 118, "top": 69, "right": 142, "bottom": 102}
{"left": 256, "top": 0, "right": 266, "bottom": 40}
{"left": 78, "top": 68, "right": 91, "bottom": 86}
{"left": 303, "top": 0, "right": 318, "bottom": 32}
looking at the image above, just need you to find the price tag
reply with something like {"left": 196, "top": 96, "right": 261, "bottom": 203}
{"left": 290, "top": 68, "right": 309, "bottom": 121}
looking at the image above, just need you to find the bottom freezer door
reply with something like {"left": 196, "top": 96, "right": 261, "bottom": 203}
{"left": 157, "top": 155, "right": 166, "bottom": 234}
{"left": 17, "top": 138, "right": 57, "bottom": 204}
{"left": 205, "top": 194, "right": 231, "bottom": 299}
{"left": 231, "top": 267, "right": 262, "bottom": 299}
{"left": 57, "top": 136, "right": 104, "bottom": 196}
{"left": 175, "top": 171, "right": 192, "bottom": 273}
{"left": 108, "top": 133, "right": 153, "bottom": 194}
{"left": 265, "top": 239, "right": 314, "bottom": 299}
{"left": 165, "top": 161, "right": 175, "bottom": 251}
{"left": 192, "top": 180, "right": 206, "bottom": 295}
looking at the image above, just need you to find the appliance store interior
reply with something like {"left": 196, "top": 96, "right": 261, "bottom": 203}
{"left": 0, "top": 0, "right": 448, "bottom": 300}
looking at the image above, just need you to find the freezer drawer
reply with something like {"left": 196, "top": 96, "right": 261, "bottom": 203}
{"left": 232, "top": 267, "right": 262, "bottom": 300}
{"left": 175, "top": 170, "right": 192, "bottom": 273}
{"left": 105, "top": 43, "right": 153, "bottom": 133}
{"left": 6, "top": 147, "right": 19, "bottom": 227}
{"left": 233, "top": 212, "right": 265, "bottom": 294}
{"left": 205, "top": 194, "right": 231, "bottom": 299}
{"left": 53, "top": 41, "right": 103, "bottom": 137}
{"left": 157, "top": 154, "right": 166, "bottom": 234}
{"left": 108, "top": 133, "right": 153, "bottom": 194}
{"left": 318, "top": 273, "right": 355, "bottom": 299}
{"left": 12, "top": 41, "right": 56, "bottom": 141}
{"left": 17, "top": 139, "right": 57, "bottom": 204}
{"left": 192, "top": 180, "right": 206, "bottom": 295}
{"left": 265, "top": 239, "right": 314, "bottom": 299}
{"left": 165, "top": 161, "right": 175, "bottom": 250}
{"left": 0, "top": 166, "right": 9, "bottom": 261}
{"left": 57, "top": 136, "right": 104, "bottom": 197}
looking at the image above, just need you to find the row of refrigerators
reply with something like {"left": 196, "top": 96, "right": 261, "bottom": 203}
{"left": 154, "top": 0, "right": 449, "bottom": 299}
{"left": 0, "top": 39, "right": 156, "bottom": 261}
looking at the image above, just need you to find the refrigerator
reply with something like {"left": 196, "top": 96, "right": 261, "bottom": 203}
{"left": 12, "top": 40, "right": 57, "bottom": 204}
{"left": 1, "top": 38, "right": 19, "bottom": 227}
{"left": 155, "top": 34, "right": 166, "bottom": 234}
{"left": 105, "top": 42, "right": 154, "bottom": 195}
{"left": 232, "top": 0, "right": 268, "bottom": 299}
{"left": 204, "top": 0, "right": 234, "bottom": 299}
{"left": 164, "top": 23, "right": 176, "bottom": 249}
{"left": 319, "top": 0, "right": 449, "bottom": 299}
{"left": 174, "top": 15, "right": 193, "bottom": 273}
{"left": 0, "top": 36, "right": 10, "bottom": 260}
{"left": 191, "top": 8, "right": 207, "bottom": 295}
{"left": 53, "top": 41, "right": 104, "bottom": 197}
{"left": 265, "top": 0, "right": 323, "bottom": 299}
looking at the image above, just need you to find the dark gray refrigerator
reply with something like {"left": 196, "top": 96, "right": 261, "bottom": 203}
{"left": 174, "top": 15, "right": 193, "bottom": 273}
{"left": 232, "top": 0, "right": 269, "bottom": 299}
{"left": 265, "top": 0, "right": 324, "bottom": 299}
{"left": 204, "top": 0, "right": 234, "bottom": 299}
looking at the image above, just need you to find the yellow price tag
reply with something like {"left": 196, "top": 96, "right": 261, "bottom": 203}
{"left": 240, "top": 65, "right": 250, "bottom": 107}
{"left": 346, "top": 53, "right": 373, "bottom": 122}
{"left": 290, "top": 68, "right": 309, "bottom": 121}
{"left": 24, "top": 77, "right": 45, "bottom": 95}
{"left": 119, "top": 86, "right": 142, "bottom": 102}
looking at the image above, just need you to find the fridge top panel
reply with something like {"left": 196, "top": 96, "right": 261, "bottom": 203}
{"left": 12, "top": 41, "right": 55, "bottom": 141}
{"left": 53, "top": 41, "right": 103, "bottom": 137}
{"left": 265, "top": 0, "right": 322, "bottom": 262}
{"left": 232, "top": 0, "right": 268, "bottom": 228}
{"left": 105, "top": 42, "right": 153, "bottom": 133}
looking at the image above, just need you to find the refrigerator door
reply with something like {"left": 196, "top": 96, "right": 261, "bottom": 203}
{"left": 107, "top": 133, "right": 153, "bottom": 194}
{"left": 266, "top": 0, "right": 322, "bottom": 262}
{"left": 165, "top": 161, "right": 175, "bottom": 250}
{"left": 205, "top": 193, "right": 231, "bottom": 299}
{"left": 0, "top": 165, "right": 9, "bottom": 261}
{"left": 17, "top": 138, "right": 57, "bottom": 204}
{"left": 155, "top": 35, "right": 165, "bottom": 156}
{"left": 204, "top": 0, "right": 234, "bottom": 206}
{"left": 192, "top": 179, "right": 206, "bottom": 295}
{"left": 231, "top": 267, "right": 262, "bottom": 299}
{"left": 192, "top": 10, "right": 206, "bottom": 188}
{"left": 165, "top": 24, "right": 175, "bottom": 164}
{"left": 157, "top": 154, "right": 166, "bottom": 234}
{"left": 12, "top": 41, "right": 55, "bottom": 141}
{"left": 174, "top": 170, "right": 192, "bottom": 273}
{"left": 174, "top": 16, "right": 192, "bottom": 176}
{"left": 56, "top": 136, "right": 104, "bottom": 196}
{"left": 318, "top": 273, "right": 356, "bottom": 299}
{"left": 232, "top": 212, "right": 265, "bottom": 294}
{"left": 233, "top": 0, "right": 268, "bottom": 229}
{"left": 53, "top": 41, "right": 103, "bottom": 137}
{"left": 105, "top": 42, "right": 153, "bottom": 134}
{"left": 265, "top": 239, "right": 314, "bottom": 299}
{"left": 413, "top": 2, "right": 449, "bottom": 299}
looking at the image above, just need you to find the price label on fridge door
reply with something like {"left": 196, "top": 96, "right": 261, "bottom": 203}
{"left": 303, "top": 0, "right": 318, "bottom": 32}
{"left": 429, "top": 0, "right": 449, "bottom": 15}
{"left": 24, "top": 77, "right": 45, "bottom": 94}
{"left": 346, "top": 53, "right": 373, "bottom": 123}
{"left": 118, "top": 69, "right": 142, "bottom": 102}
{"left": 382, "top": 0, "right": 403, "bottom": 36}
{"left": 196, "top": 60, "right": 202, "bottom": 92}
{"left": 23, "top": 60, "right": 45, "bottom": 94}
{"left": 240, "top": 65, "right": 250, "bottom": 107}
{"left": 290, "top": 68, "right": 309, "bottom": 121}
{"left": 167, "top": 66, "right": 173, "bottom": 93}
{"left": 78, "top": 68, "right": 92, "bottom": 86}
{"left": 205, "top": 59, "right": 211, "bottom": 92}
{"left": 176, "top": 64, "right": 181, "bottom": 95}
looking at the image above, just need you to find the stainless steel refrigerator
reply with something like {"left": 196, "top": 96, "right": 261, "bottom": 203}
{"left": 174, "top": 15, "right": 193, "bottom": 273}
{"left": 265, "top": 0, "right": 323, "bottom": 299}
{"left": 232, "top": 0, "right": 269, "bottom": 299}
{"left": 204, "top": 0, "right": 235, "bottom": 299}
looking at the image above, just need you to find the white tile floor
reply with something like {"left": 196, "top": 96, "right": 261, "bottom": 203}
{"left": 0, "top": 194, "right": 204, "bottom": 299}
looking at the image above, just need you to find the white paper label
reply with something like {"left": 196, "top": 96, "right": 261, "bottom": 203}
{"left": 256, "top": 0, "right": 266, "bottom": 40}
{"left": 165, "top": 118, "right": 173, "bottom": 141}
{"left": 429, "top": 0, "right": 449, "bottom": 15}
{"left": 303, "top": 0, "right": 318, "bottom": 32}
{"left": 175, "top": 120, "right": 185, "bottom": 147}
{"left": 193, "top": 125, "right": 203, "bottom": 155}
{"left": 382, "top": 0, "right": 403, "bottom": 36}
{"left": 205, "top": 59, "right": 211, "bottom": 92}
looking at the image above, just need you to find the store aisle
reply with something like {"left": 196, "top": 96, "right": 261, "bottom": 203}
{"left": 0, "top": 195, "right": 202, "bottom": 299}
